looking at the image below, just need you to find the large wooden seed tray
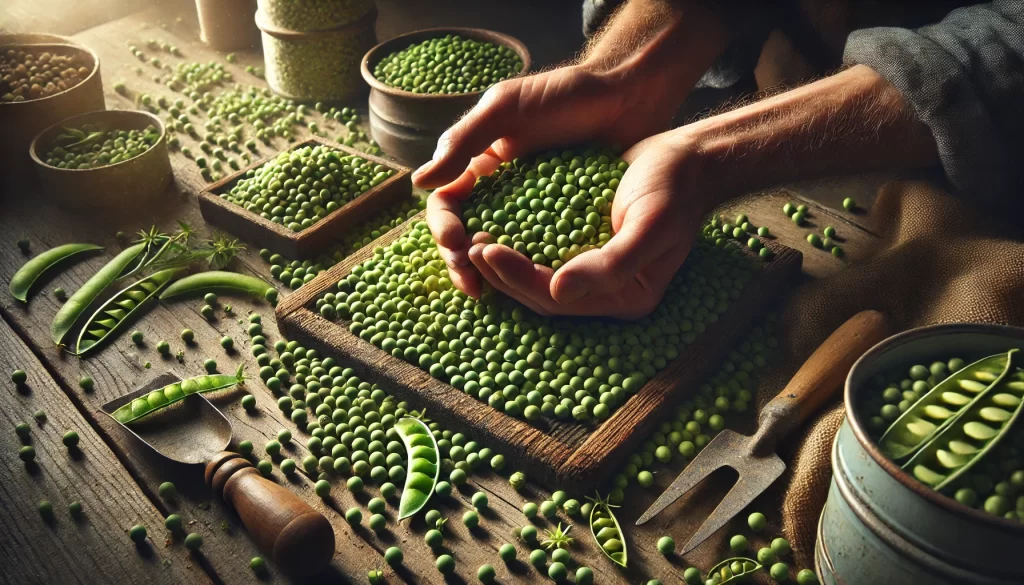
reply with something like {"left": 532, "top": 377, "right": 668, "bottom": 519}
{"left": 278, "top": 211, "right": 802, "bottom": 491}
{"left": 198, "top": 137, "right": 411, "bottom": 258}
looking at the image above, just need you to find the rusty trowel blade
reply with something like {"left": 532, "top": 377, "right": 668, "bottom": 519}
{"left": 636, "top": 429, "right": 787, "bottom": 554}
{"left": 100, "top": 372, "right": 232, "bottom": 465}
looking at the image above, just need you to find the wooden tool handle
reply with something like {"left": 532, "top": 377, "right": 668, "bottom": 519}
{"left": 756, "top": 310, "right": 889, "bottom": 446}
{"left": 205, "top": 452, "right": 335, "bottom": 576}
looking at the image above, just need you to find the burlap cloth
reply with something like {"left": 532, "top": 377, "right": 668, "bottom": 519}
{"left": 753, "top": 179, "right": 1024, "bottom": 570}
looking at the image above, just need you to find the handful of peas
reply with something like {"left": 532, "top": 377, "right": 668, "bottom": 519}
{"left": 43, "top": 124, "right": 161, "bottom": 169}
{"left": 461, "top": 147, "right": 626, "bottom": 271}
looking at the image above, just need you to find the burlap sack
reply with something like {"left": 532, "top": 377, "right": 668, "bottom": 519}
{"left": 762, "top": 179, "right": 1024, "bottom": 569}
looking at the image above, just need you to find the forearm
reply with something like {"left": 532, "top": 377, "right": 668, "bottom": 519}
{"left": 683, "top": 65, "right": 939, "bottom": 209}
{"left": 582, "top": 0, "right": 732, "bottom": 114}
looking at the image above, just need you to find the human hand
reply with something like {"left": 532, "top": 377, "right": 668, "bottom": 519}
{"left": 419, "top": 64, "right": 686, "bottom": 299}
{"left": 467, "top": 132, "right": 710, "bottom": 318}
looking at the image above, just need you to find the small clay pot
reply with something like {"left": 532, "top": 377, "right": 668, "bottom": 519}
{"left": 360, "top": 28, "right": 531, "bottom": 168}
{"left": 195, "top": 0, "right": 261, "bottom": 51}
{"left": 0, "top": 36, "right": 104, "bottom": 179}
{"left": 30, "top": 110, "right": 173, "bottom": 210}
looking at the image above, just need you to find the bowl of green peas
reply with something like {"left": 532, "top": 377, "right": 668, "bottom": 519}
{"left": 29, "top": 109, "right": 173, "bottom": 209}
{"left": 360, "top": 27, "right": 531, "bottom": 167}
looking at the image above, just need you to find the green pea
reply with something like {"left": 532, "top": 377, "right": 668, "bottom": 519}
{"left": 180, "top": 329, "right": 194, "bottom": 343}
{"left": 463, "top": 510, "right": 480, "bottom": 528}
{"left": 770, "top": 562, "right": 790, "bottom": 581}
{"left": 184, "top": 532, "right": 203, "bottom": 551}
{"left": 748, "top": 512, "right": 767, "bottom": 532}
{"left": 221, "top": 336, "right": 234, "bottom": 351}
{"left": 499, "top": 543, "right": 516, "bottom": 562}
{"left": 129, "top": 524, "right": 147, "bottom": 543}
{"left": 345, "top": 507, "right": 362, "bottom": 525}
{"left": 436, "top": 554, "right": 455, "bottom": 574}
{"left": 385, "top": 546, "right": 403, "bottom": 566}
{"left": 657, "top": 535, "right": 675, "bottom": 555}
{"left": 158, "top": 481, "right": 177, "bottom": 500}
{"left": 62, "top": 430, "right": 80, "bottom": 448}
{"left": 11, "top": 369, "right": 27, "bottom": 385}
{"left": 478, "top": 564, "right": 496, "bottom": 583}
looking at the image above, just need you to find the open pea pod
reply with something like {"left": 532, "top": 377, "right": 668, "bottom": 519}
{"left": 51, "top": 243, "right": 147, "bottom": 346}
{"left": 706, "top": 557, "right": 764, "bottom": 584}
{"left": 879, "top": 351, "right": 1015, "bottom": 461}
{"left": 904, "top": 355, "right": 1024, "bottom": 492}
{"left": 587, "top": 492, "right": 628, "bottom": 568}
{"left": 395, "top": 417, "right": 440, "bottom": 520}
{"left": 9, "top": 243, "right": 103, "bottom": 302}
{"left": 111, "top": 364, "right": 246, "bottom": 424}
{"left": 75, "top": 268, "right": 183, "bottom": 356}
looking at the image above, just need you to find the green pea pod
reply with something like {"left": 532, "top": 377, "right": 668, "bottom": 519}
{"left": 111, "top": 364, "right": 246, "bottom": 424}
{"left": 50, "top": 243, "right": 147, "bottom": 346}
{"left": 904, "top": 353, "right": 1023, "bottom": 491}
{"left": 587, "top": 492, "right": 628, "bottom": 568}
{"left": 9, "top": 243, "right": 103, "bottom": 302}
{"left": 395, "top": 417, "right": 440, "bottom": 519}
{"left": 159, "top": 270, "right": 277, "bottom": 302}
{"left": 879, "top": 351, "right": 1015, "bottom": 461}
{"left": 705, "top": 557, "right": 764, "bottom": 584}
{"left": 75, "top": 268, "right": 183, "bottom": 356}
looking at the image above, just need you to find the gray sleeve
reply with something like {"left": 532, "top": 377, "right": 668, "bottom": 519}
{"left": 843, "top": 0, "right": 1024, "bottom": 209}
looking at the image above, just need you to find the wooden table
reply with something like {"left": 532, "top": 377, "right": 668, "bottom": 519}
{"left": 0, "top": 4, "right": 883, "bottom": 585}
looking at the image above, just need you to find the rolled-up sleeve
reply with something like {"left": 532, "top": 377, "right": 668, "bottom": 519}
{"left": 844, "top": 0, "right": 1024, "bottom": 208}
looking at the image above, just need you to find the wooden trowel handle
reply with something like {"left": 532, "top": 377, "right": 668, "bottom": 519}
{"left": 757, "top": 310, "right": 889, "bottom": 444}
{"left": 205, "top": 452, "right": 335, "bottom": 576}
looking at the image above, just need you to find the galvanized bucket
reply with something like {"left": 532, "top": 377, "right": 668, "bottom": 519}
{"left": 817, "top": 323, "right": 1024, "bottom": 585}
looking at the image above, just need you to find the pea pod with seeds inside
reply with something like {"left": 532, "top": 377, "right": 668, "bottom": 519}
{"left": 51, "top": 243, "right": 147, "bottom": 346}
{"left": 10, "top": 243, "right": 104, "bottom": 302}
{"left": 588, "top": 492, "right": 628, "bottom": 567}
{"left": 159, "top": 271, "right": 277, "bottom": 303}
{"left": 111, "top": 364, "right": 246, "bottom": 424}
{"left": 705, "top": 557, "right": 763, "bottom": 584}
{"left": 395, "top": 416, "right": 440, "bottom": 519}
{"left": 879, "top": 351, "right": 1015, "bottom": 461}
{"left": 75, "top": 268, "right": 183, "bottom": 356}
{"left": 904, "top": 353, "right": 1024, "bottom": 491}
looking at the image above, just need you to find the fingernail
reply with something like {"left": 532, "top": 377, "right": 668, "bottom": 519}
{"left": 413, "top": 159, "right": 434, "bottom": 179}
{"left": 556, "top": 274, "right": 588, "bottom": 305}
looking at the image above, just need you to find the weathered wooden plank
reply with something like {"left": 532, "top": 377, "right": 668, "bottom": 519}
{"left": 0, "top": 312, "right": 212, "bottom": 585}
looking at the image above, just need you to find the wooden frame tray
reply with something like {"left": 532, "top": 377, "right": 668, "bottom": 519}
{"left": 198, "top": 137, "right": 411, "bottom": 259}
{"left": 277, "top": 211, "right": 802, "bottom": 491}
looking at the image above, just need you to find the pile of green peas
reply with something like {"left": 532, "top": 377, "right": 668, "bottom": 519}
{"left": 861, "top": 357, "right": 1024, "bottom": 522}
{"left": 249, "top": 335, "right": 507, "bottom": 494}
{"left": 373, "top": 35, "right": 522, "bottom": 94}
{"left": 221, "top": 144, "right": 395, "bottom": 232}
{"left": 259, "top": 0, "right": 374, "bottom": 32}
{"left": 461, "top": 147, "right": 625, "bottom": 270}
{"left": 261, "top": 196, "right": 425, "bottom": 290}
{"left": 314, "top": 210, "right": 761, "bottom": 422}
{"left": 43, "top": 125, "right": 161, "bottom": 169}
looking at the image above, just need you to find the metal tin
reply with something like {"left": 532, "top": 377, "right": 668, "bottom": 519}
{"left": 359, "top": 28, "right": 531, "bottom": 168}
{"left": 818, "top": 323, "right": 1024, "bottom": 585}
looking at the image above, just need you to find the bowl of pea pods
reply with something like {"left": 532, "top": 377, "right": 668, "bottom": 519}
{"left": 359, "top": 27, "right": 531, "bottom": 167}
{"left": 29, "top": 109, "right": 173, "bottom": 209}
{"left": 819, "top": 322, "right": 1024, "bottom": 585}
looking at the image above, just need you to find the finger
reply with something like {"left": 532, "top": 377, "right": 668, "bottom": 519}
{"left": 550, "top": 199, "right": 680, "bottom": 304}
{"left": 469, "top": 243, "right": 550, "bottom": 316}
{"left": 448, "top": 262, "right": 483, "bottom": 299}
{"left": 413, "top": 82, "right": 520, "bottom": 188}
{"left": 481, "top": 244, "right": 560, "bottom": 313}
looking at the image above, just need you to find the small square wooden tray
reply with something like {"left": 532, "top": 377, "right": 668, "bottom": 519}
{"left": 277, "top": 211, "right": 802, "bottom": 491}
{"left": 198, "top": 137, "right": 411, "bottom": 258}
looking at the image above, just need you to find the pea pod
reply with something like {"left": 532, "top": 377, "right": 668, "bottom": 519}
{"left": 394, "top": 416, "right": 440, "bottom": 519}
{"left": 879, "top": 351, "right": 1015, "bottom": 461}
{"left": 111, "top": 364, "right": 246, "bottom": 424}
{"left": 51, "top": 243, "right": 147, "bottom": 346}
{"left": 587, "top": 492, "right": 628, "bottom": 568}
{"left": 75, "top": 268, "right": 183, "bottom": 356}
{"left": 904, "top": 354, "right": 1024, "bottom": 491}
{"left": 10, "top": 243, "right": 103, "bottom": 302}
{"left": 705, "top": 557, "right": 763, "bottom": 584}
{"left": 159, "top": 270, "right": 277, "bottom": 302}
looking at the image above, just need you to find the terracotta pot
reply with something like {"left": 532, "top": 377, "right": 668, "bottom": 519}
{"left": 360, "top": 28, "right": 531, "bottom": 167}
{"left": 30, "top": 110, "right": 173, "bottom": 210}
{"left": 0, "top": 35, "right": 104, "bottom": 180}
{"left": 195, "top": 0, "right": 261, "bottom": 51}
